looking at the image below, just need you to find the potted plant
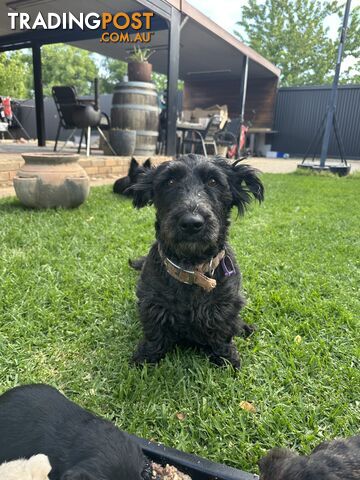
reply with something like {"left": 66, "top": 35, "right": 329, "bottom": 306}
{"left": 127, "top": 46, "right": 155, "bottom": 83}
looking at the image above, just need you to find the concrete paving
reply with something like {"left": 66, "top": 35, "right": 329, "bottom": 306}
{"left": 0, "top": 143, "right": 358, "bottom": 200}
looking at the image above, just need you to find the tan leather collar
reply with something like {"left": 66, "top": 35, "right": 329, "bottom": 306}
{"left": 158, "top": 245, "right": 225, "bottom": 292}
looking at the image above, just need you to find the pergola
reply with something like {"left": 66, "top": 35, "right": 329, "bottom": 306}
{"left": 0, "top": 0, "right": 280, "bottom": 155}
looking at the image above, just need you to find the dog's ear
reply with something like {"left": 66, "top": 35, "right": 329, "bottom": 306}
{"left": 258, "top": 448, "right": 296, "bottom": 480}
{"left": 128, "top": 157, "right": 139, "bottom": 176}
{"left": 143, "top": 158, "right": 152, "bottom": 169}
{"left": 228, "top": 163, "right": 264, "bottom": 215}
{"left": 132, "top": 168, "right": 155, "bottom": 208}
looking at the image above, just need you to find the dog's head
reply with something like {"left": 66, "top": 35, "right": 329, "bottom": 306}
{"left": 258, "top": 447, "right": 338, "bottom": 480}
{"left": 128, "top": 157, "right": 152, "bottom": 182}
{"left": 259, "top": 448, "right": 298, "bottom": 480}
{"left": 133, "top": 154, "right": 264, "bottom": 260}
{"left": 114, "top": 158, "right": 152, "bottom": 196}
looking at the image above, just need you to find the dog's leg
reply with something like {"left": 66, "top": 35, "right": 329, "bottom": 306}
{"left": 238, "top": 317, "right": 256, "bottom": 338}
{"left": 207, "top": 340, "right": 241, "bottom": 369}
{"left": 129, "top": 256, "right": 147, "bottom": 271}
{"left": 132, "top": 335, "right": 174, "bottom": 365}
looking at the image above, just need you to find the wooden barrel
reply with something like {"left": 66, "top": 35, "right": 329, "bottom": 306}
{"left": 111, "top": 82, "right": 159, "bottom": 156}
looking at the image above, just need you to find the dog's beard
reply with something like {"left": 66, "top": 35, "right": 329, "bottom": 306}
{"left": 157, "top": 212, "right": 222, "bottom": 262}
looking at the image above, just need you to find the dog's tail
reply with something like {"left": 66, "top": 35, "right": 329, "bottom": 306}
{"left": 129, "top": 256, "right": 147, "bottom": 271}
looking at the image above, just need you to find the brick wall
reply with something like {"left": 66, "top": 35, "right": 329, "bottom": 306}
{"left": 0, "top": 155, "right": 171, "bottom": 188}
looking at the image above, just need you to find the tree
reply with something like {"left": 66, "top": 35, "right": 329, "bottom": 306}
{"left": 24, "top": 44, "right": 98, "bottom": 97}
{"left": 0, "top": 51, "right": 32, "bottom": 98}
{"left": 99, "top": 57, "right": 128, "bottom": 93}
{"left": 235, "top": 0, "right": 360, "bottom": 86}
{"left": 341, "top": 4, "right": 360, "bottom": 84}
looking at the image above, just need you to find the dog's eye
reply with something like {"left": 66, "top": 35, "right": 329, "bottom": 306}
{"left": 207, "top": 178, "right": 217, "bottom": 187}
{"left": 167, "top": 178, "right": 176, "bottom": 186}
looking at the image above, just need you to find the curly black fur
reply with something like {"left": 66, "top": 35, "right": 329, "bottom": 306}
{"left": 0, "top": 384, "right": 149, "bottom": 480}
{"left": 259, "top": 436, "right": 360, "bottom": 480}
{"left": 113, "top": 157, "right": 151, "bottom": 196}
{"left": 130, "top": 154, "right": 264, "bottom": 369}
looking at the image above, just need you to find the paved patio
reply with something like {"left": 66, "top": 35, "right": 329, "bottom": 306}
{"left": 0, "top": 141, "right": 358, "bottom": 198}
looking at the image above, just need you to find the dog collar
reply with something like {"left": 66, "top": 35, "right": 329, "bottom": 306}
{"left": 158, "top": 245, "right": 226, "bottom": 292}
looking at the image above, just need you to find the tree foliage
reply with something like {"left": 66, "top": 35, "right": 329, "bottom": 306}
{"left": 99, "top": 57, "right": 128, "bottom": 93}
{"left": 39, "top": 44, "right": 98, "bottom": 96}
{"left": 0, "top": 51, "right": 32, "bottom": 98}
{"left": 235, "top": 0, "right": 360, "bottom": 86}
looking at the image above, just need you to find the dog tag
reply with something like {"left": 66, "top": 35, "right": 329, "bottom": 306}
{"left": 221, "top": 255, "right": 236, "bottom": 277}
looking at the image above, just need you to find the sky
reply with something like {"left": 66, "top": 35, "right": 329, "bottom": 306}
{"left": 187, "top": 0, "right": 359, "bottom": 71}
{"left": 187, "top": 0, "right": 360, "bottom": 38}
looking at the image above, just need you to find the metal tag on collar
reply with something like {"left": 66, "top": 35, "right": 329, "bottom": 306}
{"left": 221, "top": 255, "right": 236, "bottom": 277}
{"left": 209, "top": 257, "right": 215, "bottom": 276}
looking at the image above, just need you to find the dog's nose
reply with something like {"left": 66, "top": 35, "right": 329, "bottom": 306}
{"left": 179, "top": 214, "right": 205, "bottom": 234}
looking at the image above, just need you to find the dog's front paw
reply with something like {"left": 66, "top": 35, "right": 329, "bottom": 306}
{"left": 131, "top": 340, "right": 168, "bottom": 366}
{"left": 208, "top": 342, "right": 241, "bottom": 370}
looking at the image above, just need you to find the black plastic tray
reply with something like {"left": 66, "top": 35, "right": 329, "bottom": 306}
{"left": 131, "top": 434, "right": 258, "bottom": 480}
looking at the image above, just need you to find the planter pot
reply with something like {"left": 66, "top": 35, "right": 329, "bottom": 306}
{"left": 109, "top": 129, "right": 136, "bottom": 156}
{"left": 128, "top": 61, "right": 153, "bottom": 82}
{"left": 13, "top": 153, "right": 90, "bottom": 209}
{"left": 131, "top": 434, "right": 256, "bottom": 480}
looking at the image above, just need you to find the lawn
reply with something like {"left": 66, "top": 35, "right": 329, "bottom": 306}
{"left": 0, "top": 172, "right": 359, "bottom": 474}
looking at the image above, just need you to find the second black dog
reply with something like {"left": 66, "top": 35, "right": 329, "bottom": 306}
{"left": 259, "top": 435, "right": 360, "bottom": 479}
{"left": 113, "top": 157, "right": 151, "bottom": 196}
{"left": 131, "top": 154, "right": 264, "bottom": 368}
{"left": 0, "top": 384, "right": 150, "bottom": 480}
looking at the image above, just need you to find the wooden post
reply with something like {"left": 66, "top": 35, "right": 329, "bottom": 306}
{"left": 166, "top": 6, "right": 181, "bottom": 156}
{"left": 32, "top": 42, "right": 46, "bottom": 147}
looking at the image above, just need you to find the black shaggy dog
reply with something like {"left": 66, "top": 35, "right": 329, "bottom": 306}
{"left": 259, "top": 436, "right": 360, "bottom": 480}
{"left": 0, "top": 384, "right": 151, "bottom": 480}
{"left": 131, "top": 154, "right": 264, "bottom": 368}
{"left": 113, "top": 157, "right": 151, "bottom": 196}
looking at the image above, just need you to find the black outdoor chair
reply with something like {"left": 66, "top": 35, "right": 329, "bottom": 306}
{"left": 52, "top": 81, "right": 115, "bottom": 156}
{"left": 182, "top": 114, "right": 222, "bottom": 157}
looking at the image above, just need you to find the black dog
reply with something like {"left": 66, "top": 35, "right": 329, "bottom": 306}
{"left": 113, "top": 157, "right": 151, "bottom": 196}
{"left": 0, "top": 384, "right": 151, "bottom": 480}
{"left": 131, "top": 154, "right": 264, "bottom": 368}
{"left": 259, "top": 436, "right": 360, "bottom": 479}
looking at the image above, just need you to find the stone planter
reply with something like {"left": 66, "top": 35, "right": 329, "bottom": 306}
{"left": 13, "top": 153, "right": 90, "bottom": 209}
{"left": 109, "top": 129, "right": 136, "bottom": 156}
{"left": 128, "top": 61, "right": 152, "bottom": 82}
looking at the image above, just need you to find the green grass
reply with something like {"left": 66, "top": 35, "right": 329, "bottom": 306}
{"left": 0, "top": 173, "right": 359, "bottom": 474}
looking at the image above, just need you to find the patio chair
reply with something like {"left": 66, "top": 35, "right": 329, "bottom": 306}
{"left": 52, "top": 83, "right": 115, "bottom": 156}
{"left": 181, "top": 114, "right": 222, "bottom": 157}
